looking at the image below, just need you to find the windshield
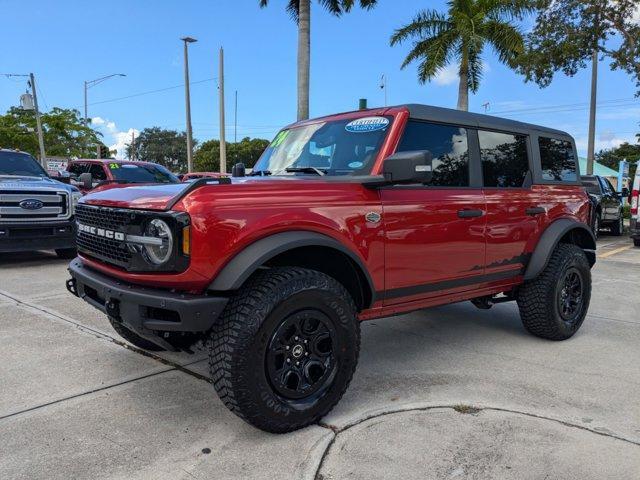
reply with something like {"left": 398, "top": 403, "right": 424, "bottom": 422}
{"left": 582, "top": 177, "right": 601, "bottom": 195}
{"left": 109, "top": 163, "right": 179, "bottom": 184}
{"left": 0, "top": 151, "right": 48, "bottom": 178}
{"left": 253, "top": 116, "right": 393, "bottom": 176}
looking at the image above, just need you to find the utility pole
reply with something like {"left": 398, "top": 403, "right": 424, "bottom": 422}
{"left": 586, "top": 49, "right": 598, "bottom": 175}
{"left": 29, "top": 73, "right": 46, "bottom": 166}
{"left": 219, "top": 47, "right": 227, "bottom": 174}
{"left": 131, "top": 131, "right": 135, "bottom": 161}
{"left": 181, "top": 36, "right": 197, "bottom": 173}
{"left": 234, "top": 90, "right": 238, "bottom": 144}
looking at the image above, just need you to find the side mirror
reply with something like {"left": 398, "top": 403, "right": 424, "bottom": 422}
{"left": 382, "top": 151, "right": 433, "bottom": 184}
{"left": 232, "top": 162, "right": 246, "bottom": 177}
{"left": 620, "top": 187, "right": 629, "bottom": 197}
{"left": 78, "top": 172, "right": 93, "bottom": 190}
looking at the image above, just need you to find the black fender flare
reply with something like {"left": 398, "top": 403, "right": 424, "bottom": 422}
{"left": 207, "top": 231, "right": 376, "bottom": 303}
{"left": 523, "top": 219, "right": 596, "bottom": 281}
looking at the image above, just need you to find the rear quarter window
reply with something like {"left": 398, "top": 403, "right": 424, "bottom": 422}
{"left": 539, "top": 137, "right": 577, "bottom": 182}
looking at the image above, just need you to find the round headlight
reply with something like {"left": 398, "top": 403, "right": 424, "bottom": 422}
{"left": 143, "top": 219, "right": 173, "bottom": 265}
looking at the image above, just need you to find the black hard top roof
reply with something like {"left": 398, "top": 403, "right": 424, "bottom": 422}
{"left": 402, "top": 104, "right": 571, "bottom": 138}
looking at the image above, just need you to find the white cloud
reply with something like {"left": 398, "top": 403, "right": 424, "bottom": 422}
{"left": 110, "top": 128, "right": 139, "bottom": 159}
{"left": 575, "top": 131, "right": 630, "bottom": 154}
{"left": 433, "top": 64, "right": 459, "bottom": 86}
{"left": 92, "top": 117, "right": 138, "bottom": 159}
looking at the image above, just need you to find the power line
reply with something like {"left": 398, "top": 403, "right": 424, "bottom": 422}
{"left": 491, "top": 97, "right": 639, "bottom": 115}
{"left": 78, "top": 77, "right": 218, "bottom": 109}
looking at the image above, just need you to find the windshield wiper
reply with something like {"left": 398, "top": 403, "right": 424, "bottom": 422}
{"left": 248, "top": 169, "right": 272, "bottom": 176}
{"left": 285, "top": 167, "right": 326, "bottom": 176}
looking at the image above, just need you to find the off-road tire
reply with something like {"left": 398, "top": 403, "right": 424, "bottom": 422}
{"left": 107, "top": 316, "right": 165, "bottom": 351}
{"left": 610, "top": 214, "right": 623, "bottom": 236}
{"left": 634, "top": 238, "right": 640, "bottom": 247}
{"left": 208, "top": 267, "right": 360, "bottom": 433}
{"left": 516, "top": 244, "right": 591, "bottom": 341}
{"left": 55, "top": 248, "right": 77, "bottom": 259}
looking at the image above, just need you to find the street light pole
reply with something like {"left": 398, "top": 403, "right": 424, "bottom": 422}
{"left": 181, "top": 36, "right": 197, "bottom": 173}
{"left": 83, "top": 73, "right": 126, "bottom": 126}
{"left": 219, "top": 47, "right": 227, "bottom": 174}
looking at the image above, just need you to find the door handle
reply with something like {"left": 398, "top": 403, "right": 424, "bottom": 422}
{"left": 457, "top": 209, "right": 484, "bottom": 218}
{"left": 525, "top": 207, "right": 546, "bottom": 216}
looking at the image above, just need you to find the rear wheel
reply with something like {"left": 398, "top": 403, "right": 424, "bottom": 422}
{"left": 634, "top": 238, "right": 640, "bottom": 247}
{"left": 208, "top": 267, "right": 360, "bottom": 433}
{"left": 516, "top": 244, "right": 591, "bottom": 340}
{"left": 610, "top": 214, "right": 623, "bottom": 236}
{"left": 107, "top": 316, "right": 165, "bottom": 351}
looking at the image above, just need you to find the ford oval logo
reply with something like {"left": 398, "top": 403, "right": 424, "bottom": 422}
{"left": 19, "top": 199, "right": 44, "bottom": 210}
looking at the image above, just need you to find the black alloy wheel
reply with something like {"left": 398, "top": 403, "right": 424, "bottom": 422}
{"left": 557, "top": 267, "right": 585, "bottom": 324}
{"left": 266, "top": 309, "right": 337, "bottom": 402}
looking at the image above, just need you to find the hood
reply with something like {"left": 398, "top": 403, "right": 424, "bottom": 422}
{"left": 78, "top": 176, "right": 324, "bottom": 211}
{"left": 80, "top": 182, "right": 190, "bottom": 210}
{"left": 0, "top": 175, "right": 78, "bottom": 192}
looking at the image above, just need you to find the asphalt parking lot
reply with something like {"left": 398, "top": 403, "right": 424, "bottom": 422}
{"left": 1, "top": 235, "right": 639, "bottom": 480}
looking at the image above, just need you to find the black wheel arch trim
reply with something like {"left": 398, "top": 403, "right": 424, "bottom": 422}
{"left": 207, "top": 231, "right": 376, "bottom": 307}
{"left": 524, "top": 218, "right": 596, "bottom": 281}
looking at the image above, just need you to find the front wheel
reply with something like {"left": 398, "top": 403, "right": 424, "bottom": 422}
{"left": 516, "top": 244, "right": 591, "bottom": 340}
{"left": 208, "top": 267, "right": 360, "bottom": 433}
{"left": 610, "top": 215, "right": 623, "bottom": 236}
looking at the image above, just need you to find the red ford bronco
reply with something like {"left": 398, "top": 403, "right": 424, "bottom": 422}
{"left": 67, "top": 105, "right": 595, "bottom": 432}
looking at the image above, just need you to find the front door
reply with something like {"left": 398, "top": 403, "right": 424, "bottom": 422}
{"left": 381, "top": 120, "right": 486, "bottom": 305}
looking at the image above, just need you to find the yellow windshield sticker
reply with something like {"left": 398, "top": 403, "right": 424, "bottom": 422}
{"left": 109, "top": 163, "right": 120, "bottom": 169}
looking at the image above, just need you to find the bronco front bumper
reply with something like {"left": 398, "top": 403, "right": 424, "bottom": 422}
{"left": 67, "top": 258, "right": 228, "bottom": 346}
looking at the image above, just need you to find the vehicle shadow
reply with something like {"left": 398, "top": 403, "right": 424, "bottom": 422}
{"left": 0, "top": 251, "right": 70, "bottom": 268}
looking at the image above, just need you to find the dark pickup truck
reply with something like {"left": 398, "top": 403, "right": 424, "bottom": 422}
{"left": 581, "top": 175, "right": 626, "bottom": 237}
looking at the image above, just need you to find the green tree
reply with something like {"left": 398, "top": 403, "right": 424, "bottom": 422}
{"left": 0, "top": 106, "right": 105, "bottom": 158}
{"left": 259, "top": 0, "right": 378, "bottom": 120}
{"left": 595, "top": 142, "right": 640, "bottom": 180}
{"left": 125, "top": 127, "right": 195, "bottom": 173}
{"left": 390, "top": 0, "right": 535, "bottom": 111}
{"left": 194, "top": 137, "right": 270, "bottom": 172}
{"left": 516, "top": 1, "right": 640, "bottom": 95}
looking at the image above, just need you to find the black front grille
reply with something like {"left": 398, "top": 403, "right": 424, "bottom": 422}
{"left": 75, "top": 204, "right": 132, "bottom": 231}
{"left": 75, "top": 204, "right": 133, "bottom": 267}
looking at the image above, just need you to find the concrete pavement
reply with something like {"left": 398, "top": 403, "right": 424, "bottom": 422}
{"left": 0, "top": 235, "right": 638, "bottom": 479}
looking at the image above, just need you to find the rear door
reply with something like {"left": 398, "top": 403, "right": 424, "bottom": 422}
{"left": 480, "top": 130, "right": 545, "bottom": 279}
{"left": 380, "top": 120, "right": 486, "bottom": 305}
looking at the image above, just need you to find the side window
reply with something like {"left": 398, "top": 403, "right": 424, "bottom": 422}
{"left": 479, "top": 131, "right": 529, "bottom": 188}
{"left": 396, "top": 120, "right": 469, "bottom": 187}
{"left": 68, "top": 163, "right": 87, "bottom": 176}
{"left": 539, "top": 137, "right": 577, "bottom": 182}
{"left": 88, "top": 164, "right": 107, "bottom": 181}
{"left": 604, "top": 178, "right": 616, "bottom": 194}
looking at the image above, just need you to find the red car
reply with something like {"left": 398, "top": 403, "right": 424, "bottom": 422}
{"left": 67, "top": 159, "right": 179, "bottom": 193}
{"left": 67, "top": 104, "right": 595, "bottom": 432}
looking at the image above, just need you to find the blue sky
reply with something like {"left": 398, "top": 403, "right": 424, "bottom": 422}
{"left": 1, "top": 0, "right": 639, "bottom": 158}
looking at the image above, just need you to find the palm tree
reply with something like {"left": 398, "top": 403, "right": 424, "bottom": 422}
{"left": 390, "top": 0, "right": 535, "bottom": 111}
{"left": 260, "top": 0, "right": 378, "bottom": 121}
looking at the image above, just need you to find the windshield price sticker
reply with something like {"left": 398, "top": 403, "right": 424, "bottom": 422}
{"left": 345, "top": 116, "right": 389, "bottom": 133}
{"left": 109, "top": 163, "right": 120, "bottom": 169}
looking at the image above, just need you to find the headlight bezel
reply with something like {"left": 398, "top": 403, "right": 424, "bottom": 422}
{"left": 141, "top": 218, "right": 174, "bottom": 266}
